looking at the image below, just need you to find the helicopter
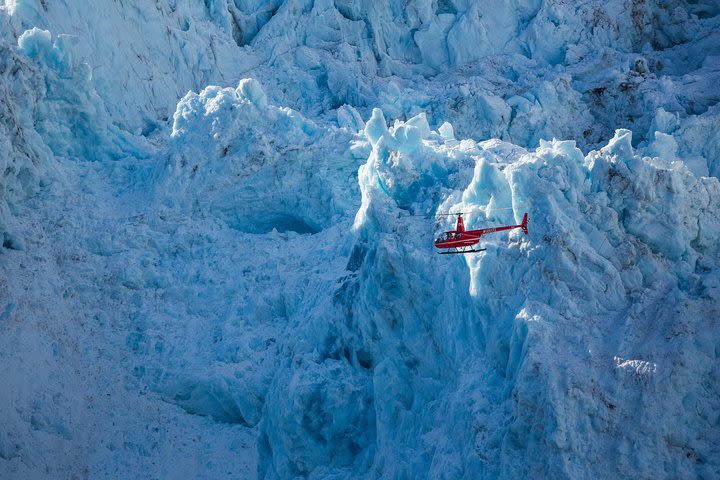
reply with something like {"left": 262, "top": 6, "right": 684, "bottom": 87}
{"left": 434, "top": 212, "right": 528, "bottom": 254}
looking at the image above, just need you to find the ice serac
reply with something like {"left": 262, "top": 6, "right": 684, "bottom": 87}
{"left": 16, "top": 28, "right": 123, "bottom": 161}
{"left": 329, "top": 112, "right": 720, "bottom": 479}
{"left": 0, "top": 22, "right": 121, "bottom": 248}
{"left": 0, "top": 31, "right": 48, "bottom": 249}
{"left": 162, "top": 77, "right": 358, "bottom": 234}
{"left": 245, "top": 105, "right": 720, "bottom": 478}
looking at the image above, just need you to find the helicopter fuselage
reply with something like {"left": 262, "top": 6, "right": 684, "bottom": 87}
{"left": 434, "top": 213, "right": 528, "bottom": 253}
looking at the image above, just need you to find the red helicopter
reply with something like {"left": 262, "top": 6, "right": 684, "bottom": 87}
{"left": 434, "top": 212, "right": 528, "bottom": 254}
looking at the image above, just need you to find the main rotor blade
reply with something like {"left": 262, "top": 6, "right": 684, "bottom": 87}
{"left": 435, "top": 205, "right": 525, "bottom": 216}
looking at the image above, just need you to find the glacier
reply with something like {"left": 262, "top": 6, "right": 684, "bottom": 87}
{"left": 1, "top": 0, "right": 719, "bottom": 479}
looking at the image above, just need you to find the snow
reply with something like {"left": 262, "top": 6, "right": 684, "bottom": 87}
{"left": 1, "top": 0, "right": 720, "bottom": 479}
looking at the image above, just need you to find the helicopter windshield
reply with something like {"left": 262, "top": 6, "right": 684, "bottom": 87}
{"left": 436, "top": 232, "right": 455, "bottom": 242}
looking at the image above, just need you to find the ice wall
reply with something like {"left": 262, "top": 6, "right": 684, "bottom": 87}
{"left": 2, "top": 0, "right": 719, "bottom": 153}
{"left": 2, "top": 0, "right": 252, "bottom": 132}
{"left": 250, "top": 109, "right": 720, "bottom": 478}
{"left": 0, "top": 21, "right": 115, "bottom": 249}
{"left": 1, "top": 0, "right": 719, "bottom": 479}
{"left": 0, "top": 37, "right": 48, "bottom": 249}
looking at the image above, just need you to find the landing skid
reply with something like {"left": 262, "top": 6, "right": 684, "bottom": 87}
{"left": 438, "top": 248, "right": 486, "bottom": 255}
